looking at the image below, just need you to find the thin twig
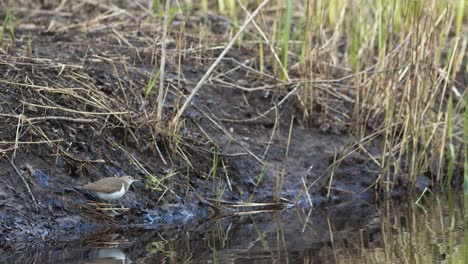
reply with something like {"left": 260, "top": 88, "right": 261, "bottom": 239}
{"left": 7, "top": 156, "right": 39, "bottom": 212}
{"left": 172, "top": 0, "right": 271, "bottom": 125}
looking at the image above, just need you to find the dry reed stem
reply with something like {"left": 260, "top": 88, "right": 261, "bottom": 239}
{"left": 155, "top": 0, "right": 171, "bottom": 122}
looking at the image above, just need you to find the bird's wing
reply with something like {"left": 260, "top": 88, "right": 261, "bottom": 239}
{"left": 81, "top": 178, "right": 122, "bottom": 193}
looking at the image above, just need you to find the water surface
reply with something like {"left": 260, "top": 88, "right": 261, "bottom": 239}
{"left": 1, "top": 192, "right": 466, "bottom": 263}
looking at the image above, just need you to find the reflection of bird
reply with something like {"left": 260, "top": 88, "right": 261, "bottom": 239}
{"left": 77, "top": 176, "right": 139, "bottom": 201}
{"left": 84, "top": 247, "right": 131, "bottom": 264}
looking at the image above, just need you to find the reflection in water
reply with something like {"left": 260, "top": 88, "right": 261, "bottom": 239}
{"left": 1, "top": 193, "right": 465, "bottom": 263}
{"left": 86, "top": 248, "right": 130, "bottom": 264}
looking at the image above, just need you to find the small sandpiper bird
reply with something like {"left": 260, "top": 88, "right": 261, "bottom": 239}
{"left": 77, "top": 176, "right": 140, "bottom": 201}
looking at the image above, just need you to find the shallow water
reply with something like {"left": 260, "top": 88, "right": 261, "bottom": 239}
{"left": 1, "top": 192, "right": 466, "bottom": 263}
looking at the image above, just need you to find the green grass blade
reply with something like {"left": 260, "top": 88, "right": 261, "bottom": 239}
{"left": 144, "top": 68, "right": 161, "bottom": 99}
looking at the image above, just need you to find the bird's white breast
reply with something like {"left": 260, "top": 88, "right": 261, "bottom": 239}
{"left": 96, "top": 183, "right": 125, "bottom": 201}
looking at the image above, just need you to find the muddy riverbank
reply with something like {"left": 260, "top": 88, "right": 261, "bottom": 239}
{"left": 0, "top": 0, "right": 464, "bottom": 253}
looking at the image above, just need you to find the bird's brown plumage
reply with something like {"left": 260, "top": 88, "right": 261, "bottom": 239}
{"left": 79, "top": 176, "right": 137, "bottom": 194}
